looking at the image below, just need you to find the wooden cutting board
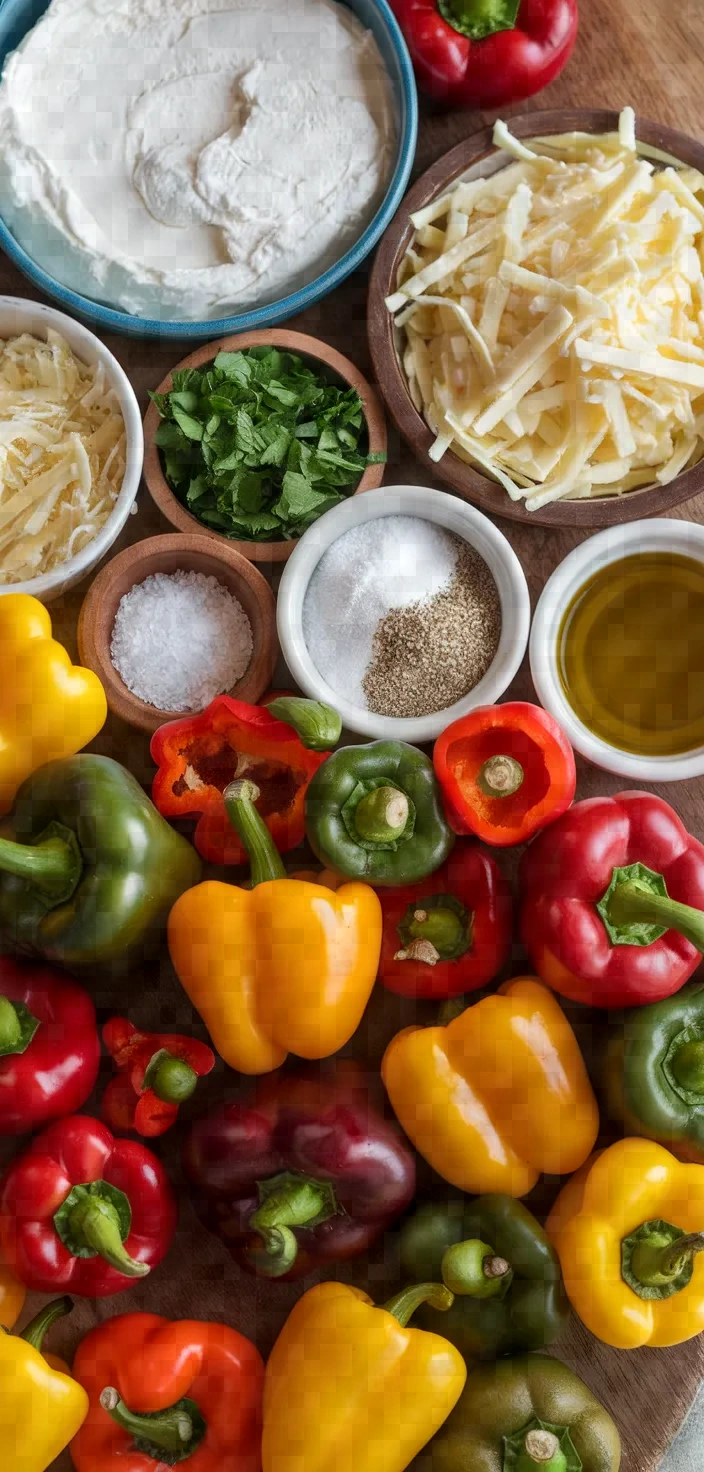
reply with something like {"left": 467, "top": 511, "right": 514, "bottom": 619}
{"left": 2, "top": 0, "right": 704, "bottom": 1466}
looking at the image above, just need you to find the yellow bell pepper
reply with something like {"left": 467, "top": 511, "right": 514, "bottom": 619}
{"left": 0, "top": 594, "right": 107, "bottom": 815}
{"left": 262, "top": 1280, "right": 466, "bottom": 1472}
{"left": 381, "top": 976, "right": 599, "bottom": 1197}
{"left": 0, "top": 1295, "right": 88, "bottom": 1470}
{"left": 547, "top": 1137, "right": 704, "bottom": 1348}
{"left": 0, "top": 1249, "right": 25, "bottom": 1329}
{"left": 168, "top": 780, "right": 381, "bottom": 1074}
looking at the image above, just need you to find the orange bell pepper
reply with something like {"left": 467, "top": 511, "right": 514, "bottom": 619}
{"left": 381, "top": 977, "right": 599, "bottom": 1197}
{"left": 0, "top": 1248, "right": 25, "bottom": 1329}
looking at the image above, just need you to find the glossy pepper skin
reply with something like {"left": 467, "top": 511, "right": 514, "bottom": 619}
{"left": 378, "top": 843, "right": 511, "bottom": 999}
{"left": 382, "top": 977, "right": 599, "bottom": 1196}
{"left": 101, "top": 1017, "right": 215, "bottom": 1138}
{"left": 547, "top": 1137, "right": 704, "bottom": 1350}
{"left": 388, "top": 0, "right": 578, "bottom": 109}
{"left": 183, "top": 1063, "right": 416, "bottom": 1280}
{"left": 400, "top": 1195, "right": 569, "bottom": 1361}
{"left": 71, "top": 1310, "right": 264, "bottom": 1472}
{"left": 603, "top": 982, "right": 704, "bottom": 1163}
{"left": 262, "top": 1280, "right": 467, "bottom": 1472}
{"left": 1, "top": 1295, "right": 89, "bottom": 1472}
{"left": 306, "top": 740, "right": 455, "bottom": 886}
{"left": 0, "top": 755, "right": 202, "bottom": 974}
{"left": 0, "top": 593, "right": 106, "bottom": 817}
{"left": 434, "top": 703, "right": 576, "bottom": 849}
{"left": 169, "top": 780, "right": 381, "bottom": 1074}
{"left": 0, "top": 1114, "right": 177, "bottom": 1297}
{"left": 0, "top": 956, "right": 100, "bottom": 1135}
{"left": 520, "top": 791, "right": 704, "bottom": 1009}
{"left": 413, "top": 1353, "right": 621, "bottom": 1472}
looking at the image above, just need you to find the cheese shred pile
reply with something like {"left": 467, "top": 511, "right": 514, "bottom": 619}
{"left": 0, "top": 331, "right": 126, "bottom": 582}
{"left": 387, "top": 108, "right": 704, "bottom": 509}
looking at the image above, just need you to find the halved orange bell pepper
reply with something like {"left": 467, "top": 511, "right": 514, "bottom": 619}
{"left": 168, "top": 780, "right": 381, "bottom": 1074}
{"left": 381, "top": 977, "right": 599, "bottom": 1197}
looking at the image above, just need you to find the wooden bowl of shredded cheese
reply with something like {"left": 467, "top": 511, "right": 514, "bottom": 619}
{"left": 368, "top": 108, "right": 704, "bottom": 527}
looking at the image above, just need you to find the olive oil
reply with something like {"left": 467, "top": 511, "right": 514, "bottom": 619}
{"left": 558, "top": 552, "right": 704, "bottom": 757}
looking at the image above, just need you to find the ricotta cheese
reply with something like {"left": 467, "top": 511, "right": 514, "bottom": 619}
{"left": 0, "top": 0, "right": 395, "bottom": 320}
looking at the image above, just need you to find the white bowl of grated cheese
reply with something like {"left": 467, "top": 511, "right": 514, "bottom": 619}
{"left": 0, "top": 297, "right": 143, "bottom": 601}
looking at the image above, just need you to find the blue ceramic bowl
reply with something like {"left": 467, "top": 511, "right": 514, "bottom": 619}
{"left": 0, "top": 0, "right": 417, "bottom": 339}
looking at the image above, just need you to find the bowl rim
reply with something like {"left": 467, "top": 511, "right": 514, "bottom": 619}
{"left": 277, "top": 482, "right": 531, "bottom": 743}
{"left": 0, "top": 0, "right": 418, "bottom": 340}
{"left": 0, "top": 294, "right": 143, "bottom": 599}
{"left": 530, "top": 517, "right": 704, "bottom": 780}
{"left": 142, "top": 328, "right": 388, "bottom": 563}
{"left": 367, "top": 106, "right": 704, "bottom": 530}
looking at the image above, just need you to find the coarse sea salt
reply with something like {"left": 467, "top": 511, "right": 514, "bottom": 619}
{"left": 110, "top": 569, "right": 253, "bottom": 712}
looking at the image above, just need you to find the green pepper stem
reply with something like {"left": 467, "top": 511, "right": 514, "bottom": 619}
{"left": 144, "top": 1050, "right": 198, "bottom": 1105}
{"left": 519, "top": 1431, "right": 566, "bottom": 1469}
{"left": 438, "top": 0, "right": 520, "bottom": 43}
{"left": 247, "top": 1175, "right": 335, "bottom": 1278}
{"left": 476, "top": 754, "right": 524, "bottom": 798}
{"left": 670, "top": 1041, "right": 704, "bottom": 1094}
{"left": 0, "top": 995, "right": 21, "bottom": 1052}
{"left": 605, "top": 881, "right": 704, "bottom": 952}
{"left": 223, "top": 781, "right": 286, "bottom": 886}
{"left": 0, "top": 824, "right": 82, "bottom": 905}
{"left": 266, "top": 697, "right": 342, "bottom": 752}
{"left": 69, "top": 1196, "right": 150, "bottom": 1279}
{"left": 20, "top": 1296, "right": 74, "bottom": 1351}
{"left": 395, "top": 906, "right": 466, "bottom": 967}
{"left": 354, "top": 786, "right": 410, "bottom": 844}
{"left": 441, "top": 1240, "right": 513, "bottom": 1300}
{"left": 100, "top": 1388, "right": 192, "bottom": 1451}
{"left": 631, "top": 1231, "right": 704, "bottom": 1287}
{"left": 383, "top": 1282, "right": 454, "bottom": 1327}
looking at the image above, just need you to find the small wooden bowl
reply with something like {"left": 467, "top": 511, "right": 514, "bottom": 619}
{"left": 78, "top": 534, "right": 278, "bottom": 733}
{"left": 143, "top": 329, "right": 387, "bottom": 563}
{"left": 368, "top": 108, "right": 704, "bottom": 529}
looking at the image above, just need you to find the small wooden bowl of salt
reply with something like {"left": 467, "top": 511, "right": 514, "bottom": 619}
{"left": 78, "top": 534, "right": 278, "bottom": 733}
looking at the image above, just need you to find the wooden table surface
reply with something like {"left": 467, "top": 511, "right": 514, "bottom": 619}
{"left": 3, "top": 1, "right": 704, "bottom": 1468}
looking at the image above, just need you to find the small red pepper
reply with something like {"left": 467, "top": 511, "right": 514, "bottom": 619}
{"left": 378, "top": 842, "right": 511, "bottom": 999}
{"left": 0, "top": 957, "right": 100, "bottom": 1135}
{"left": 101, "top": 1017, "right": 215, "bottom": 1138}
{"left": 434, "top": 703, "right": 576, "bottom": 848}
{"left": 389, "top": 0, "right": 578, "bottom": 109}
{"left": 520, "top": 791, "right": 704, "bottom": 1008}
{"left": 0, "top": 1114, "right": 177, "bottom": 1296}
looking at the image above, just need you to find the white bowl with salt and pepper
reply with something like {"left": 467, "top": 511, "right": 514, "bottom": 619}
{"left": 277, "top": 485, "right": 530, "bottom": 743}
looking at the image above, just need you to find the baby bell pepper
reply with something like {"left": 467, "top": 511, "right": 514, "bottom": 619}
{"left": 1, "top": 1295, "right": 89, "bottom": 1472}
{"left": 547, "top": 1137, "right": 704, "bottom": 1349}
{"left": 0, "top": 754, "right": 202, "bottom": 973}
{"left": 378, "top": 842, "right": 511, "bottom": 999}
{"left": 151, "top": 694, "right": 337, "bottom": 866}
{"left": 389, "top": 0, "right": 578, "bottom": 109}
{"left": 400, "top": 1195, "right": 569, "bottom": 1361}
{"left": 0, "top": 956, "right": 100, "bottom": 1135}
{"left": 169, "top": 779, "right": 382, "bottom": 1075}
{"left": 520, "top": 791, "right": 704, "bottom": 1009}
{"left": 262, "top": 1280, "right": 467, "bottom": 1472}
{"left": 434, "top": 703, "right": 576, "bottom": 848}
{"left": 0, "top": 593, "right": 106, "bottom": 818}
{"left": 71, "top": 1310, "right": 264, "bottom": 1472}
{"left": 0, "top": 1113, "right": 177, "bottom": 1296}
{"left": 604, "top": 981, "right": 704, "bottom": 1164}
{"left": 306, "top": 739, "right": 455, "bottom": 886}
{"left": 183, "top": 1062, "right": 416, "bottom": 1279}
{"left": 101, "top": 1017, "right": 215, "bottom": 1138}
{"left": 382, "top": 977, "right": 599, "bottom": 1196}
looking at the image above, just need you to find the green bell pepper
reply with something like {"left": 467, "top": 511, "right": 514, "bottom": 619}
{"left": 400, "top": 1197, "right": 570, "bottom": 1362}
{"left": 305, "top": 740, "right": 454, "bottom": 885}
{"left": 604, "top": 980, "right": 704, "bottom": 1162}
{"left": 0, "top": 755, "right": 202, "bottom": 972}
{"left": 413, "top": 1354, "right": 621, "bottom": 1472}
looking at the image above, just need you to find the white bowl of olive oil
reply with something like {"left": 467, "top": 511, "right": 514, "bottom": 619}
{"left": 531, "top": 519, "right": 704, "bottom": 782}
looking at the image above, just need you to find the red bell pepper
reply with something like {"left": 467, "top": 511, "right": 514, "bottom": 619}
{"left": 182, "top": 1063, "right": 416, "bottom": 1280}
{"left": 0, "top": 1114, "right": 177, "bottom": 1296}
{"left": 0, "top": 957, "right": 100, "bottom": 1135}
{"left": 434, "top": 703, "right": 576, "bottom": 848}
{"left": 378, "top": 842, "right": 511, "bottom": 998}
{"left": 389, "top": 0, "right": 578, "bottom": 108}
{"left": 520, "top": 791, "right": 704, "bottom": 1009}
{"left": 101, "top": 1017, "right": 215, "bottom": 1138}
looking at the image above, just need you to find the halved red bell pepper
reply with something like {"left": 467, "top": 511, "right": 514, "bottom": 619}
{"left": 0, "top": 1114, "right": 177, "bottom": 1296}
{"left": 378, "top": 842, "right": 512, "bottom": 999}
{"left": 434, "top": 703, "right": 576, "bottom": 848}
{"left": 520, "top": 791, "right": 704, "bottom": 1008}
{"left": 101, "top": 1017, "right": 215, "bottom": 1138}
{"left": 0, "top": 957, "right": 100, "bottom": 1135}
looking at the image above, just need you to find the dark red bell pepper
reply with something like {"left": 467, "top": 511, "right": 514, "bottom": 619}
{"left": 182, "top": 1063, "right": 416, "bottom": 1280}
{"left": 0, "top": 957, "right": 100, "bottom": 1135}
{"left": 520, "top": 791, "right": 704, "bottom": 1009}
{"left": 378, "top": 842, "right": 511, "bottom": 999}
{"left": 101, "top": 1017, "right": 215, "bottom": 1138}
{"left": 0, "top": 1114, "right": 177, "bottom": 1296}
{"left": 389, "top": 0, "right": 578, "bottom": 108}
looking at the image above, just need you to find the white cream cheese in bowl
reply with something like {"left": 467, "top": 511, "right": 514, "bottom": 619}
{"left": 0, "top": 0, "right": 396, "bottom": 322}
